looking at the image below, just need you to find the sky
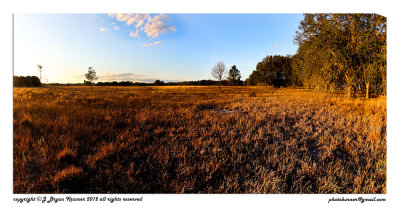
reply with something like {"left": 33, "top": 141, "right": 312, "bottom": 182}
{"left": 14, "top": 13, "right": 304, "bottom": 83}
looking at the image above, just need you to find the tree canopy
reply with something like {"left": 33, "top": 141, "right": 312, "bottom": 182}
{"left": 85, "top": 67, "right": 98, "bottom": 90}
{"left": 246, "top": 14, "right": 386, "bottom": 98}
{"left": 292, "top": 14, "right": 386, "bottom": 97}
{"left": 14, "top": 76, "right": 41, "bottom": 87}
{"left": 227, "top": 65, "right": 241, "bottom": 86}
{"left": 246, "top": 55, "right": 292, "bottom": 87}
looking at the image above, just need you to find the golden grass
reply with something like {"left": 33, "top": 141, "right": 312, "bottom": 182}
{"left": 13, "top": 86, "right": 386, "bottom": 193}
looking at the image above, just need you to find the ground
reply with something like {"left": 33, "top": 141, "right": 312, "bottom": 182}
{"left": 13, "top": 86, "right": 386, "bottom": 193}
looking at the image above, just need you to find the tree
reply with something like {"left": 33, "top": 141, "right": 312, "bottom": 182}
{"left": 211, "top": 61, "right": 227, "bottom": 90}
{"left": 37, "top": 64, "right": 43, "bottom": 89}
{"left": 227, "top": 65, "right": 241, "bottom": 86}
{"left": 293, "top": 14, "right": 386, "bottom": 97}
{"left": 13, "top": 76, "right": 41, "bottom": 87}
{"left": 154, "top": 80, "right": 165, "bottom": 86}
{"left": 246, "top": 55, "right": 292, "bottom": 87}
{"left": 85, "top": 67, "right": 98, "bottom": 90}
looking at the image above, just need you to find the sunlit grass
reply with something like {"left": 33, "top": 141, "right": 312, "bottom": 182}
{"left": 13, "top": 86, "right": 386, "bottom": 193}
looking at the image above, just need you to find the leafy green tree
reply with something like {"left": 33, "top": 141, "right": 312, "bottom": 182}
{"left": 85, "top": 67, "right": 98, "bottom": 90}
{"left": 293, "top": 13, "right": 386, "bottom": 98}
{"left": 246, "top": 55, "right": 292, "bottom": 87}
{"left": 227, "top": 65, "right": 241, "bottom": 86}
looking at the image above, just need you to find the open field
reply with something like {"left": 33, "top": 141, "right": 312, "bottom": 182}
{"left": 13, "top": 86, "right": 386, "bottom": 193}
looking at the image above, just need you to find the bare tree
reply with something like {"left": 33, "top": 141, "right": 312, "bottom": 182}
{"left": 211, "top": 61, "right": 227, "bottom": 90}
{"left": 37, "top": 64, "right": 43, "bottom": 89}
{"left": 85, "top": 67, "right": 98, "bottom": 91}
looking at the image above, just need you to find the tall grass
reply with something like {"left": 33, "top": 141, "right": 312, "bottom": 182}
{"left": 13, "top": 86, "right": 386, "bottom": 193}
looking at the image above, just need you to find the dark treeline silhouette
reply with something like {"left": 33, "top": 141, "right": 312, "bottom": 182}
{"left": 177, "top": 79, "right": 243, "bottom": 86}
{"left": 246, "top": 14, "right": 386, "bottom": 98}
{"left": 48, "top": 83, "right": 83, "bottom": 86}
{"left": 13, "top": 76, "right": 41, "bottom": 87}
{"left": 94, "top": 79, "right": 244, "bottom": 87}
{"left": 96, "top": 81, "right": 153, "bottom": 86}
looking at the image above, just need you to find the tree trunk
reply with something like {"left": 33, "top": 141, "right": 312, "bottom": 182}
{"left": 345, "top": 74, "right": 356, "bottom": 98}
{"left": 346, "top": 85, "right": 356, "bottom": 98}
{"left": 91, "top": 83, "right": 93, "bottom": 91}
{"left": 366, "top": 82, "right": 370, "bottom": 99}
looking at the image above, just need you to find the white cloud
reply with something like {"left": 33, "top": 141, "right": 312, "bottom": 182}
{"left": 99, "top": 72, "right": 154, "bottom": 82}
{"left": 129, "top": 29, "right": 139, "bottom": 38}
{"left": 141, "top": 15, "right": 176, "bottom": 38}
{"left": 100, "top": 27, "right": 106, "bottom": 32}
{"left": 136, "top": 19, "right": 144, "bottom": 28}
{"left": 108, "top": 13, "right": 176, "bottom": 38}
{"left": 116, "top": 13, "right": 130, "bottom": 22}
{"left": 274, "top": 43, "right": 281, "bottom": 48}
{"left": 159, "top": 13, "right": 169, "bottom": 20}
{"left": 114, "top": 25, "right": 120, "bottom": 31}
{"left": 142, "top": 40, "right": 163, "bottom": 47}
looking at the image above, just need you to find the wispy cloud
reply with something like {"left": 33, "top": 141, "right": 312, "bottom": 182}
{"left": 142, "top": 40, "right": 163, "bottom": 47}
{"left": 113, "top": 25, "right": 120, "bottom": 31}
{"left": 210, "top": 56, "right": 220, "bottom": 60}
{"left": 273, "top": 43, "right": 281, "bottom": 48}
{"left": 99, "top": 72, "right": 153, "bottom": 82}
{"left": 108, "top": 13, "right": 176, "bottom": 38}
{"left": 100, "top": 27, "right": 106, "bottom": 32}
{"left": 129, "top": 29, "right": 139, "bottom": 38}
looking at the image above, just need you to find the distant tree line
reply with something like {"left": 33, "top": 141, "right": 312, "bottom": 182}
{"left": 94, "top": 79, "right": 243, "bottom": 86}
{"left": 246, "top": 14, "right": 386, "bottom": 98}
{"left": 13, "top": 76, "right": 41, "bottom": 87}
{"left": 177, "top": 79, "right": 243, "bottom": 86}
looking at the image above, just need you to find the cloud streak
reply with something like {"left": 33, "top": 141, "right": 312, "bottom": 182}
{"left": 142, "top": 41, "right": 163, "bottom": 47}
{"left": 99, "top": 72, "right": 154, "bottom": 82}
{"left": 273, "top": 43, "right": 281, "bottom": 48}
{"left": 108, "top": 13, "right": 176, "bottom": 38}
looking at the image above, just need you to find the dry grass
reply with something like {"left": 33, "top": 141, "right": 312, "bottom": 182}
{"left": 13, "top": 86, "right": 386, "bottom": 193}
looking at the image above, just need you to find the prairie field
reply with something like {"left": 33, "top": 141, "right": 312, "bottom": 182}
{"left": 13, "top": 86, "right": 386, "bottom": 193}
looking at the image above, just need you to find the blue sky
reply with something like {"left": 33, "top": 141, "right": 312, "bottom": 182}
{"left": 14, "top": 13, "right": 304, "bottom": 83}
